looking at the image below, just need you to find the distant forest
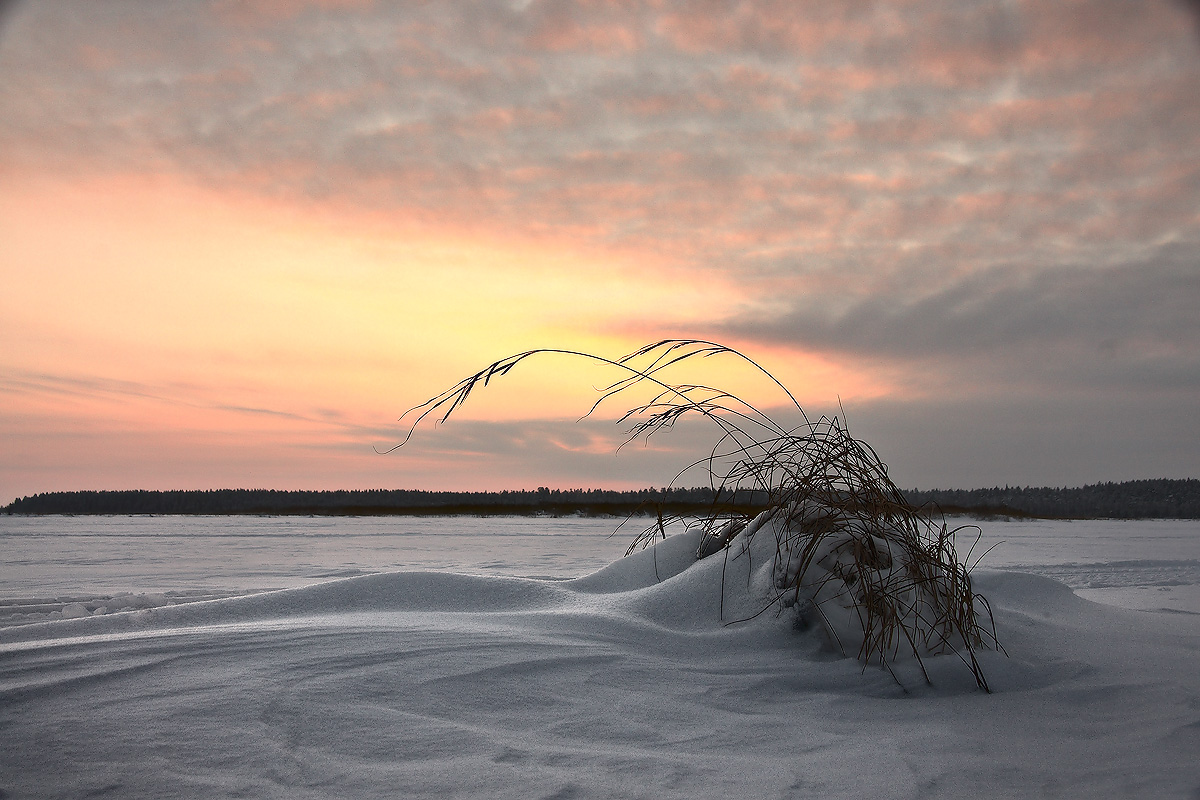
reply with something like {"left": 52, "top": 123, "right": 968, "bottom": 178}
{"left": 904, "top": 479, "right": 1200, "bottom": 520}
{"left": 3, "top": 479, "right": 1198, "bottom": 519}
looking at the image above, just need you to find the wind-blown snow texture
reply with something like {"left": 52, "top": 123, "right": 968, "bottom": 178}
{"left": 1, "top": 518, "right": 1198, "bottom": 799}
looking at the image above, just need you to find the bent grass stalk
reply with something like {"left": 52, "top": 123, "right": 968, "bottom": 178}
{"left": 389, "top": 339, "right": 1002, "bottom": 691}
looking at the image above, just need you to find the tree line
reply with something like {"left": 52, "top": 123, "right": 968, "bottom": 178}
{"left": 0, "top": 487, "right": 738, "bottom": 517}
{"left": 3, "top": 479, "right": 1198, "bottom": 518}
{"left": 904, "top": 479, "right": 1200, "bottom": 519}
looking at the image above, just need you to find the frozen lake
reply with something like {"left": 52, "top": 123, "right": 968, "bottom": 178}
{"left": 2, "top": 514, "right": 1199, "bottom": 799}
{"left": 2, "top": 514, "right": 1197, "bottom": 624}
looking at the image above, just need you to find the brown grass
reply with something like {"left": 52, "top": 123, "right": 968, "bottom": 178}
{"left": 390, "top": 339, "right": 1002, "bottom": 691}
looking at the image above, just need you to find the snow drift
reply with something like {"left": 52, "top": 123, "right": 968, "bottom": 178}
{"left": 2, "top": 525, "right": 1199, "bottom": 799}
{"left": 391, "top": 340, "right": 1002, "bottom": 688}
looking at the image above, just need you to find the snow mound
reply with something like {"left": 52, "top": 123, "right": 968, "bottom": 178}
{"left": 2, "top": 521, "right": 996, "bottom": 692}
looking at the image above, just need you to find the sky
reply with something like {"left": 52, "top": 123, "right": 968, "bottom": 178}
{"left": 1, "top": 0, "right": 1198, "bottom": 502}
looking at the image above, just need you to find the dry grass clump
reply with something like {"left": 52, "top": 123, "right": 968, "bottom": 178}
{"left": 392, "top": 339, "right": 1001, "bottom": 691}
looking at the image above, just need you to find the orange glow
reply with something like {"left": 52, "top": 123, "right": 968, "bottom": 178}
{"left": 2, "top": 174, "right": 699, "bottom": 395}
{"left": 0, "top": 170, "right": 902, "bottom": 498}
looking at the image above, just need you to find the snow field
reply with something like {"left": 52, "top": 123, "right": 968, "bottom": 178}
{"left": 2, "top": 520, "right": 1199, "bottom": 799}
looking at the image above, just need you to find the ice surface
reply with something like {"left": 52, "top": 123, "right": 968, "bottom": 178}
{"left": 1, "top": 516, "right": 1198, "bottom": 798}
{"left": 0, "top": 515, "right": 631, "bottom": 626}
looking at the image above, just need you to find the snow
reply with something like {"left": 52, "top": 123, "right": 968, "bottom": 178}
{"left": 1, "top": 516, "right": 1198, "bottom": 798}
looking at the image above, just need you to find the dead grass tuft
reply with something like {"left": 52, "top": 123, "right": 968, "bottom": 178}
{"left": 391, "top": 339, "right": 1002, "bottom": 691}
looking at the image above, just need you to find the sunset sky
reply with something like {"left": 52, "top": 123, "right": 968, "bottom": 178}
{"left": 1, "top": 0, "right": 1198, "bottom": 503}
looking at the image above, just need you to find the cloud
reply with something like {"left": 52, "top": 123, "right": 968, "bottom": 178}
{"left": 366, "top": 412, "right": 755, "bottom": 489}
{"left": 717, "top": 241, "right": 1200, "bottom": 395}
{"left": 842, "top": 390, "right": 1200, "bottom": 489}
{"left": 4, "top": 0, "right": 1196, "bottom": 308}
{"left": 0, "top": 370, "right": 167, "bottom": 404}
{"left": 0, "top": 0, "right": 21, "bottom": 36}
{"left": 0, "top": 367, "right": 349, "bottom": 430}
{"left": 1182, "top": 0, "right": 1200, "bottom": 35}
{"left": 3, "top": 0, "right": 1195, "bottom": 281}
{"left": 2, "top": 0, "right": 1198, "bottom": 491}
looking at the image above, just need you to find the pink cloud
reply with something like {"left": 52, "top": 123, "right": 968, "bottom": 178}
{"left": 656, "top": 0, "right": 870, "bottom": 54}
{"left": 214, "top": 0, "right": 378, "bottom": 27}
{"left": 526, "top": 13, "right": 644, "bottom": 53}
